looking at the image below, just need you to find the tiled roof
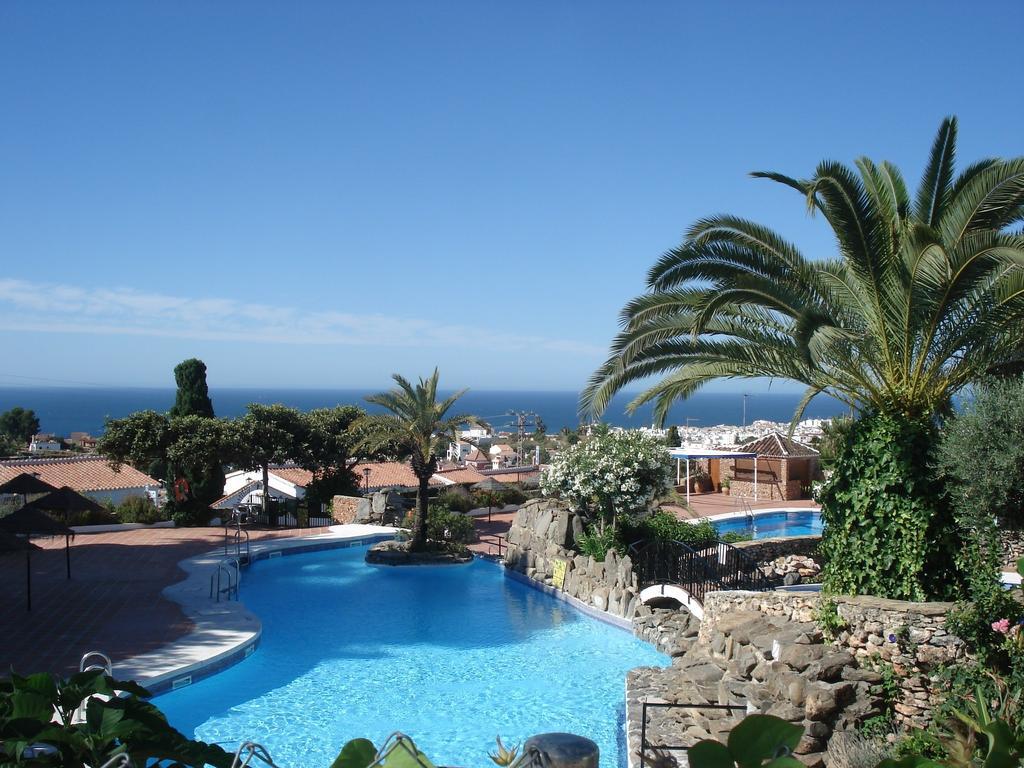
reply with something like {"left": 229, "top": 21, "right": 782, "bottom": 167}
{"left": 0, "top": 456, "right": 159, "bottom": 493}
{"left": 350, "top": 462, "right": 444, "bottom": 492}
{"left": 212, "top": 480, "right": 260, "bottom": 509}
{"left": 268, "top": 466, "right": 315, "bottom": 487}
{"left": 488, "top": 469, "right": 541, "bottom": 484}
{"left": 433, "top": 467, "right": 487, "bottom": 486}
{"left": 737, "top": 432, "right": 819, "bottom": 458}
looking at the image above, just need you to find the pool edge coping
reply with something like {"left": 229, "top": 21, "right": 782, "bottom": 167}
{"left": 703, "top": 505, "right": 821, "bottom": 523}
{"left": 117, "top": 526, "right": 398, "bottom": 695}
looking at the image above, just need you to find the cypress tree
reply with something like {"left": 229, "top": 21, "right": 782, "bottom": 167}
{"left": 170, "top": 359, "right": 215, "bottom": 419}
{"left": 169, "top": 359, "right": 223, "bottom": 513}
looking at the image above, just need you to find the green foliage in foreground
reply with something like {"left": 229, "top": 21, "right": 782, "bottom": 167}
{"left": 818, "top": 410, "right": 964, "bottom": 601}
{"left": 689, "top": 711, "right": 1024, "bottom": 768}
{"left": 0, "top": 670, "right": 230, "bottom": 767}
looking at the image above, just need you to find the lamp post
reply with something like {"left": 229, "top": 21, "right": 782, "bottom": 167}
{"left": 362, "top": 467, "right": 371, "bottom": 496}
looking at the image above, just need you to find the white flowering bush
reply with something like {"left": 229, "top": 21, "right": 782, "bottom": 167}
{"left": 541, "top": 430, "right": 672, "bottom": 532}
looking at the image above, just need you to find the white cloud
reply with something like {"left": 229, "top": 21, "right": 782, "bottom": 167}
{"left": 0, "top": 278, "right": 605, "bottom": 356}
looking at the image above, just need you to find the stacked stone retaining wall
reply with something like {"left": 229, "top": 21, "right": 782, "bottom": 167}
{"left": 504, "top": 498, "right": 641, "bottom": 620}
{"left": 700, "top": 590, "right": 967, "bottom": 729}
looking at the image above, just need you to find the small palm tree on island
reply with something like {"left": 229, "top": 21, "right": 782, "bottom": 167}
{"left": 357, "top": 369, "right": 483, "bottom": 552}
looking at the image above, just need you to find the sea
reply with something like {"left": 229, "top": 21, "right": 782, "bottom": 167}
{"left": 0, "top": 387, "right": 849, "bottom": 437}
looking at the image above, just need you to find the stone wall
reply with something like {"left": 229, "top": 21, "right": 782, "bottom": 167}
{"left": 733, "top": 535, "right": 822, "bottom": 584}
{"left": 699, "top": 590, "right": 968, "bottom": 729}
{"left": 1000, "top": 528, "right": 1024, "bottom": 565}
{"left": 332, "top": 495, "right": 360, "bottom": 524}
{"left": 504, "top": 498, "right": 642, "bottom": 620}
{"left": 732, "top": 535, "right": 820, "bottom": 563}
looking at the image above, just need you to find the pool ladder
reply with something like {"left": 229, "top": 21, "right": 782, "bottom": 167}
{"left": 231, "top": 741, "right": 281, "bottom": 768}
{"left": 210, "top": 558, "right": 241, "bottom": 602}
{"left": 74, "top": 651, "right": 114, "bottom": 723}
{"left": 225, "top": 511, "right": 251, "bottom": 563}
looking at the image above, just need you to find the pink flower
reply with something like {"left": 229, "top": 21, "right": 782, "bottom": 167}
{"left": 992, "top": 619, "right": 1011, "bottom": 634}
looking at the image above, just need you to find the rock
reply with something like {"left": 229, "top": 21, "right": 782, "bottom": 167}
{"left": 765, "top": 702, "right": 805, "bottom": 722}
{"left": 784, "top": 572, "right": 802, "bottom": 586}
{"left": 535, "top": 508, "right": 554, "bottom": 539}
{"left": 591, "top": 588, "right": 609, "bottom": 612}
{"left": 354, "top": 497, "right": 373, "bottom": 522}
{"left": 364, "top": 540, "right": 473, "bottom": 566}
{"left": 523, "top": 733, "right": 599, "bottom": 768}
{"left": 776, "top": 643, "right": 827, "bottom": 671}
{"left": 840, "top": 667, "right": 883, "bottom": 684}
{"left": 804, "top": 686, "right": 839, "bottom": 721}
{"left": 570, "top": 514, "right": 584, "bottom": 546}
{"left": 805, "top": 651, "right": 855, "bottom": 683}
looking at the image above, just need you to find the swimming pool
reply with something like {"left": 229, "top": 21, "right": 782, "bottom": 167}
{"left": 156, "top": 546, "right": 667, "bottom": 768}
{"left": 713, "top": 509, "right": 822, "bottom": 539}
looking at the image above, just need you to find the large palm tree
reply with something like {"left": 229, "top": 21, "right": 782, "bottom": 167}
{"left": 358, "top": 370, "right": 481, "bottom": 551}
{"left": 581, "top": 118, "right": 1024, "bottom": 599}
{"left": 582, "top": 117, "right": 1024, "bottom": 426}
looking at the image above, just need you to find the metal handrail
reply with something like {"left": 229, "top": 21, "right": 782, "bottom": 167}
{"left": 224, "top": 512, "right": 252, "bottom": 562}
{"left": 478, "top": 533, "right": 507, "bottom": 558}
{"left": 629, "top": 536, "right": 770, "bottom": 605}
{"left": 638, "top": 700, "right": 748, "bottom": 768}
{"left": 79, "top": 650, "right": 112, "bottom": 675}
{"left": 210, "top": 562, "right": 238, "bottom": 602}
{"left": 231, "top": 741, "right": 281, "bottom": 768}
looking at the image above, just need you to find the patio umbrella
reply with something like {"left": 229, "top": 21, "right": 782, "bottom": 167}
{"left": 26, "top": 486, "right": 102, "bottom": 580}
{"left": 0, "top": 504, "right": 73, "bottom": 612}
{"left": 0, "top": 472, "right": 59, "bottom": 497}
{"left": 472, "top": 477, "right": 508, "bottom": 522}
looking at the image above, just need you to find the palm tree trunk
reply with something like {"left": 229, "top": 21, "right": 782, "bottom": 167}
{"left": 411, "top": 473, "right": 430, "bottom": 551}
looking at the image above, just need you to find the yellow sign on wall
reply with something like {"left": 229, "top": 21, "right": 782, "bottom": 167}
{"left": 552, "top": 558, "right": 567, "bottom": 590}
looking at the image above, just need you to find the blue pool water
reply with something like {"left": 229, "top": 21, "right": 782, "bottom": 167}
{"left": 156, "top": 547, "right": 668, "bottom": 768}
{"left": 713, "top": 509, "right": 823, "bottom": 539}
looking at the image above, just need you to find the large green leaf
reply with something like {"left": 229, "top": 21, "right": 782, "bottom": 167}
{"left": 726, "top": 715, "right": 803, "bottom": 768}
{"left": 331, "top": 738, "right": 379, "bottom": 768}
{"left": 688, "top": 739, "right": 734, "bottom": 768}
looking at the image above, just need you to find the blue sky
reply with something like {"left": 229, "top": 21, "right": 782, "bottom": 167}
{"left": 1, "top": 2, "right": 1021, "bottom": 392}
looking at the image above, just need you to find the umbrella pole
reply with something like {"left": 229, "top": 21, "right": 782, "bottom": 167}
{"left": 26, "top": 545, "right": 31, "bottom": 612}
{"left": 65, "top": 534, "right": 71, "bottom": 580}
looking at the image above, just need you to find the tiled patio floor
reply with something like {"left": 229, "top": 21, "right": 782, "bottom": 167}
{"left": 0, "top": 526, "right": 329, "bottom": 678}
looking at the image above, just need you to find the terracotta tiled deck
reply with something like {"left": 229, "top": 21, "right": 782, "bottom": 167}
{"left": 0, "top": 526, "right": 330, "bottom": 678}
{"left": 667, "top": 493, "right": 819, "bottom": 520}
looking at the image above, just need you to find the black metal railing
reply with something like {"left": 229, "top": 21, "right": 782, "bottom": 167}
{"left": 478, "top": 533, "right": 507, "bottom": 558}
{"left": 239, "top": 501, "right": 335, "bottom": 529}
{"left": 629, "top": 537, "right": 770, "bottom": 605}
{"left": 639, "top": 700, "right": 748, "bottom": 768}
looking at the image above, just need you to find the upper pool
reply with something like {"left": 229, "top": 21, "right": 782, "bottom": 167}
{"left": 713, "top": 509, "right": 822, "bottom": 539}
{"left": 156, "top": 546, "right": 668, "bottom": 768}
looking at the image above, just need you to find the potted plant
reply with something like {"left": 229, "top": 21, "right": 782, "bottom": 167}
{"left": 721, "top": 477, "right": 731, "bottom": 496}
{"left": 692, "top": 470, "right": 711, "bottom": 494}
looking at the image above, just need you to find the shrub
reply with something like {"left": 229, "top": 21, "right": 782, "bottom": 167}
{"left": 425, "top": 505, "right": 476, "bottom": 544}
{"left": 498, "top": 487, "right": 527, "bottom": 505}
{"left": 114, "top": 495, "right": 164, "bottom": 524}
{"left": 168, "top": 499, "right": 213, "bottom": 527}
{"left": 576, "top": 524, "right": 623, "bottom": 561}
{"left": 438, "top": 489, "right": 474, "bottom": 514}
{"left": 825, "top": 732, "right": 893, "bottom": 768}
{"left": 818, "top": 409, "right": 965, "bottom": 601}
{"left": 721, "top": 531, "right": 752, "bottom": 543}
{"left": 625, "top": 510, "right": 717, "bottom": 545}
{"left": 541, "top": 430, "right": 672, "bottom": 535}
